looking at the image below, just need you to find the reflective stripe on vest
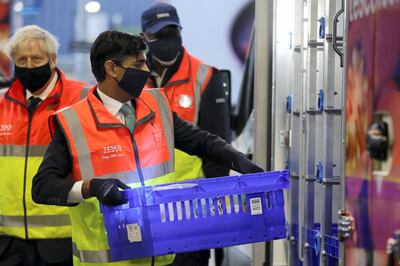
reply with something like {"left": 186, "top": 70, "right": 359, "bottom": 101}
{"left": 79, "top": 85, "right": 91, "bottom": 100}
{"left": 72, "top": 242, "right": 111, "bottom": 263}
{"left": 72, "top": 241, "right": 174, "bottom": 266}
{"left": 0, "top": 214, "right": 70, "bottom": 228}
{"left": 193, "top": 63, "right": 211, "bottom": 126}
{"left": 146, "top": 89, "right": 174, "bottom": 156}
{"left": 97, "top": 163, "right": 174, "bottom": 184}
{"left": 61, "top": 108, "right": 96, "bottom": 179}
{"left": 0, "top": 144, "right": 47, "bottom": 156}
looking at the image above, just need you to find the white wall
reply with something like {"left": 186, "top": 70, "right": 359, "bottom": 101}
{"left": 167, "top": 0, "right": 251, "bottom": 106}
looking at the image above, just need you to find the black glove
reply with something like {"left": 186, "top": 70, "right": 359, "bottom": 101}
{"left": 232, "top": 153, "right": 264, "bottom": 174}
{"left": 85, "top": 178, "right": 130, "bottom": 206}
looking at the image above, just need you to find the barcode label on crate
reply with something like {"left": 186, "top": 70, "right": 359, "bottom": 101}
{"left": 250, "top": 197, "right": 262, "bottom": 215}
{"left": 126, "top": 223, "right": 142, "bottom": 243}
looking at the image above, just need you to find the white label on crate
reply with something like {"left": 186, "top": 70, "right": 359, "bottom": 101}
{"left": 250, "top": 197, "right": 262, "bottom": 215}
{"left": 126, "top": 223, "right": 142, "bottom": 243}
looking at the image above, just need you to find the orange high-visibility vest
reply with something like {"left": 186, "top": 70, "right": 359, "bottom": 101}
{"left": 147, "top": 48, "right": 212, "bottom": 125}
{"left": 146, "top": 48, "right": 213, "bottom": 182}
{"left": 52, "top": 87, "right": 175, "bottom": 266}
{"left": 0, "top": 68, "right": 89, "bottom": 240}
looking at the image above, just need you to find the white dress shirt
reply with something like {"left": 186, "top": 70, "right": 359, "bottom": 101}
{"left": 67, "top": 87, "right": 133, "bottom": 203}
{"left": 96, "top": 87, "right": 134, "bottom": 124}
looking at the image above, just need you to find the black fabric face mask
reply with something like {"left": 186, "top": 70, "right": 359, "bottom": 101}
{"left": 14, "top": 62, "right": 52, "bottom": 93}
{"left": 147, "top": 36, "right": 182, "bottom": 63}
{"left": 113, "top": 63, "right": 150, "bottom": 98}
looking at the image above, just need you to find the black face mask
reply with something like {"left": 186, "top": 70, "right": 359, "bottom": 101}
{"left": 147, "top": 36, "right": 182, "bottom": 63}
{"left": 113, "top": 63, "right": 150, "bottom": 98}
{"left": 14, "top": 62, "right": 52, "bottom": 93}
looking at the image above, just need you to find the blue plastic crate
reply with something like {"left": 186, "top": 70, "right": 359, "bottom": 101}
{"left": 324, "top": 233, "right": 339, "bottom": 259}
{"left": 101, "top": 170, "right": 289, "bottom": 261}
{"left": 305, "top": 224, "right": 339, "bottom": 265}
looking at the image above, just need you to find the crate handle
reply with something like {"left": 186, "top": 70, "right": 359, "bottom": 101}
{"left": 286, "top": 95, "right": 292, "bottom": 113}
{"left": 152, "top": 183, "right": 199, "bottom": 191}
{"left": 314, "top": 231, "right": 321, "bottom": 256}
{"left": 318, "top": 17, "right": 325, "bottom": 39}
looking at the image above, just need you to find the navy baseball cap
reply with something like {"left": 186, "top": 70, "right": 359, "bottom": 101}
{"left": 141, "top": 3, "right": 181, "bottom": 34}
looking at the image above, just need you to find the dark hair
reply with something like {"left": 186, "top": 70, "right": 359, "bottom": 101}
{"left": 90, "top": 31, "right": 146, "bottom": 82}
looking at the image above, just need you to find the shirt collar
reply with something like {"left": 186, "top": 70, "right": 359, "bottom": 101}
{"left": 151, "top": 68, "right": 168, "bottom": 88}
{"left": 26, "top": 71, "right": 58, "bottom": 101}
{"left": 96, "top": 87, "right": 132, "bottom": 116}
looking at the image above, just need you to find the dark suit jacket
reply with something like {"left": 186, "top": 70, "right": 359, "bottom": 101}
{"left": 0, "top": 234, "right": 72, "bottom": 263}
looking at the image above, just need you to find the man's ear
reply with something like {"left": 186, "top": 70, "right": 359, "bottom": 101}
{"left": 104, "top": 60, "right": 117, "bottom": 79}
{"left": 50, "top": 54, "right": 57, "bottom": 69}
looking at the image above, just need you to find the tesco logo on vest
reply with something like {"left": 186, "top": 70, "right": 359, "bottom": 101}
{"left": 102, "top": 144, "right": 124, "bottom": 160}
{"left": 0, "top": 124, "right": 12, "bottom": 136}
{"left": 103, "top": 145, "right": 122, "bottom": 154}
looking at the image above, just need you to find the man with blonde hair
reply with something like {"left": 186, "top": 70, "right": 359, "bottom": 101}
{"left": 0, "top": 25, "right": 89, "bottom": 265}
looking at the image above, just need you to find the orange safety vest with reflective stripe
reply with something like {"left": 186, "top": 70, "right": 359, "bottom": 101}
{"left": 0, "top": 68, "right": 89, "bottom": 240}
{"left": 52, "top": 87, "right": 175, "bottom": 266}
{"left": 146, "top": 48, "right": 212, "bottom": 182}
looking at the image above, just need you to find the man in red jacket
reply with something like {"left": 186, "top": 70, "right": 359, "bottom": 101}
{"left": 0, "top": 25, "right": 88, "bottom": 266}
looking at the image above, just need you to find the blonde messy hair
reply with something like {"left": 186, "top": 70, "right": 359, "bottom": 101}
{"left": 3, "top": 25, "right": 60, "bottom": 60}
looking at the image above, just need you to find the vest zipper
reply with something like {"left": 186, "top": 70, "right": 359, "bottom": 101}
{"left": 129, "top": 133, "right": 145, "bottom": 187}
{"left": 22, "top": 110, "right": 33, "bottom": 239}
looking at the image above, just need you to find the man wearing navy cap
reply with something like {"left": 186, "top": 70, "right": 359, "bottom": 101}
{"left": 141, "top": 3, "right": 231, "bottom": 265}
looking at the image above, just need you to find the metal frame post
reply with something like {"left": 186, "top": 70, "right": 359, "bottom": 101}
{"left": 254, "top": 0, "right": 274, "bottom": 265}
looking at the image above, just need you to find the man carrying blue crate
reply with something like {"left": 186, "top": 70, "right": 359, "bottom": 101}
{"left": 31, "top": 30, "right": 263, "bottom": 266}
